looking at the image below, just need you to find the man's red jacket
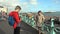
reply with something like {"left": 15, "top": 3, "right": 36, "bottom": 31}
{"left": 9, "top": 11, "right": 21, "bottom": 29}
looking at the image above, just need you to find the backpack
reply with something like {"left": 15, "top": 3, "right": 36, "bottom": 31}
{"left": 8, "top": 16, "right": 15, "bottom": 26}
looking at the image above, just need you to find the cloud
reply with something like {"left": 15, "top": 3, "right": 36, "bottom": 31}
{"left": 0, "top": 0, "right": 38, "bottom": 12}
{"left": 0, "top": 0, "right": 20, "bottom": 7}
{"left": 0, "top": 0, "right": 21, "bottom": 12}
{"left": 30, "top": 0, "right": 37, "bottom": 5}
{"left": 22, "top": 2, "right": 28, "bottom": 6}
{"left": 0, "top": 0, "right": 4, "bottom": 2}
{"left": 53, "top": 0, "right": 60, "bottom": 4}
{"left": 0, "top": 0, "right": 29, "bottom": 9}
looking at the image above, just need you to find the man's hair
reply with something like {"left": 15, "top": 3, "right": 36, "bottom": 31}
{"left": 38, "top": 10, "right": 42, "bottom": 14}
{"left": 15, "top": 6, "right": 21, "bottom": 10}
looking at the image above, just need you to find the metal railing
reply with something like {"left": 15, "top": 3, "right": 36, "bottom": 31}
{"left": 20, "top": 14, "right": 60, "bottom": 34}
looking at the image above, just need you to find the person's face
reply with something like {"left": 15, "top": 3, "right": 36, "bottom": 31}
{"left": 38, "top": 12, "right": 41, "bottom": 15}
{"left": 16, "top": 9, "right": 20, "bottom": 12}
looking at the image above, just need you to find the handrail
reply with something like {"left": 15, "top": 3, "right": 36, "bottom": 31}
{"left": 55, "top": 27, "right": 60, "bottom": 32}
{"left": 20, "top": 14, "right": 60, "bottom": 34}
{"left": 20, "top": 14, "right": 36, "bottom": 29}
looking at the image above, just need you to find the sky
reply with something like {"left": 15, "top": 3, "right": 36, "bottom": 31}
{"left": 0, "top": 0, "right": 60, "bottom": 12}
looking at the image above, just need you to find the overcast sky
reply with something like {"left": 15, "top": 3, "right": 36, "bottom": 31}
{"left": 0, "top": 0, "right": 60, "bottom": 12}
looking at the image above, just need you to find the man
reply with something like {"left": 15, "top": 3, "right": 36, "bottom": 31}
{"left": 35, "top": 11, "right": 45, "bottom": 34}
{"left": 9, "top": 6, "right": 21, "bottom": 34}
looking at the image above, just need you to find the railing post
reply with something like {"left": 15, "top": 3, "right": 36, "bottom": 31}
{"left": 50, "top": 18, "right": 56, "bottom": 34}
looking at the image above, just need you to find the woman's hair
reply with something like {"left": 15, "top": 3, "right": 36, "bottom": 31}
{"left": 15, "top": 6, "right": 21, "bottom": 10}
{"left": 38, "top": 10, "right": 42, "bottom": 14}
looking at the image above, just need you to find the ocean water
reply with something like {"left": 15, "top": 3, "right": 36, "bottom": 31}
{"left": 43, "top": 12, "right": 60, "bottom": 17}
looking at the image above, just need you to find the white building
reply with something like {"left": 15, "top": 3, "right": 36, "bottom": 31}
{"left": 0, "top": 6, "right": 8, "bottom": 13}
